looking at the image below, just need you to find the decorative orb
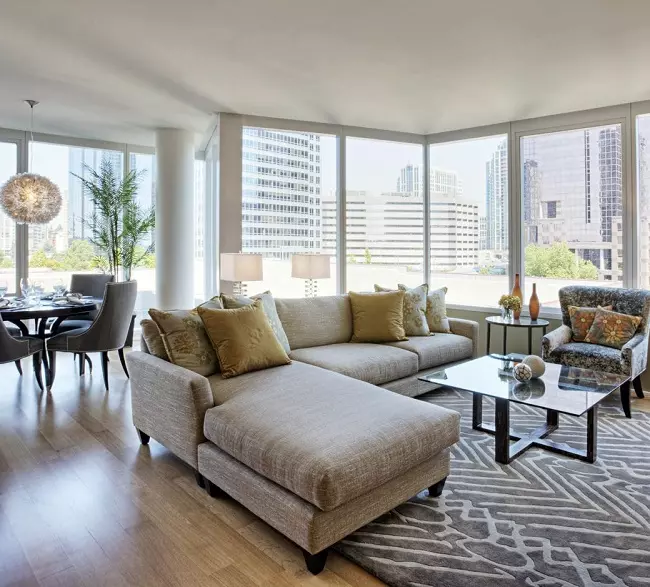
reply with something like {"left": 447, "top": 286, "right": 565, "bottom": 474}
{"left": 513, "top": 363, "right": 533, "bottom": 382}
{"left": 522, "top": 355, "right": 546, "bottom": 378}
{"left": 0, "top": 173, "right": 62, "bottom": 224}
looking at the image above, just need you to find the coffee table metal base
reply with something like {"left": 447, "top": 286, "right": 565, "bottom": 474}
{"left": 472, "top": 394, "right": 597, "bottom": 464}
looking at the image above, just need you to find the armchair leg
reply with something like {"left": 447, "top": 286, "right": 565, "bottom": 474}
{"left": 632, "top": 376, "right": 644, "bottom": 399}
{"left": 101, "top": 351, "right": 109, "bottom": 390}
{"left": 32, "top": 352, "right": 44, "bottom": 391}
{"left": 118, "top": 348, "right": 129, "bottom": 378}
{"left": 14, "top": 360, "right": 22, "bottom": 376}
{"left": 620, "top": 380, "right": 632, "bottom": 418}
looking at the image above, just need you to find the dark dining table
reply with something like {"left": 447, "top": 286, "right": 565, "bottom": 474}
{"left": 0, "top": 297, "right": 100, "bottom": 338}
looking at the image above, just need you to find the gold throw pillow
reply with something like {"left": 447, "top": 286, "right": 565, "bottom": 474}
{"left": 374, "top": 283, "right": 430, "bottom": 336}
{"left": 198, "top": 300, "right": 291, "bottom": 379}
{"left": 348, "top": 290, "right": 408, "bottom": 343}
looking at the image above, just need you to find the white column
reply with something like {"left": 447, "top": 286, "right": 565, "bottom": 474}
{"left": 155, "top": 128, "right": 195, "bottom": 309}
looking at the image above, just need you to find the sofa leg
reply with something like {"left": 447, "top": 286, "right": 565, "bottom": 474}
{"left": 621, "top": 380, "right": 632, "bottom": 419}
{"left": 137, "top": 429, "right": 150, "bottom": 445}
{"left": 195, "top": 472, "right": 205, "bottom": 488}
{"left": 633, "top": 376, "right": 645, "bottom": 399}
{"left": 428, "top": 476, "right": 447, "bottom": 497}
{"left": 302, "top": 549, "right": 328, "bottom": 575}
{"left": 205, "top": 479, "right": 225, "bottom": 498}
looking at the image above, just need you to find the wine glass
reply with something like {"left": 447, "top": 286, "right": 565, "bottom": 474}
{"left": 20, "top": 278, "right": 32, "bottom": 299}
{"left": 32, "top": 281, "right": 44, "bottom": 306}
{"left": 53, "top": 279, "right": 66, "bottom": 298}
{"left": 0, "top": 279, "right": 7, "bottom": 299}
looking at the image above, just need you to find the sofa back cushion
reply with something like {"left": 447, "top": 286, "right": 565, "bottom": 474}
{"left": 274, "top": 295, "right": 353, "bottom": 349}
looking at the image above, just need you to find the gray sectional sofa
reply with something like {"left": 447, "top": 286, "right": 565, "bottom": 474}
{"left": 127, "top": 295, "right": 479, "bottom": 574}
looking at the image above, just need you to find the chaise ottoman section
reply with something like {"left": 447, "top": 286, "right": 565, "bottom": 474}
{"left": 202, "top": 362, "right": 459, "bottom": 511}
{"left": 198, "top": 441, "right": 451, "bottom": 554}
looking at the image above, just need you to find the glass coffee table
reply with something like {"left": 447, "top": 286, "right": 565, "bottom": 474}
{"left": 419, "top": 355, "right": 630, "bottom": 464}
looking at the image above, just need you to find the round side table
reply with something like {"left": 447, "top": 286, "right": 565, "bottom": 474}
{"left": 486, "top": 315, "right": 550, "bottom": 356}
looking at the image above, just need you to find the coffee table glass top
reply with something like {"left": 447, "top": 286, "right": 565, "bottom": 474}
{"left": 419, "top": 355, "right": 629, "bottom": 416}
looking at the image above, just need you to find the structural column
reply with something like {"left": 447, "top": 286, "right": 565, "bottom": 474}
{"left": 155, "top": 128, "right": 195, "bottom": 309}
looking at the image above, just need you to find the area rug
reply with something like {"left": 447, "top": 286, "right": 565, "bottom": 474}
{"left": 336, "top": 387, "right": 650, "bottom": 587}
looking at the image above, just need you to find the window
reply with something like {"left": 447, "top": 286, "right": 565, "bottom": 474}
{"left": 241, "top": 127, "right": 337, "bottom": 297}
{"left": 521, "top": 124, "right": 623, "bottom": 307}
{"left": 29, "top": 142, "right": 124, "bottom": 293}
{"left": 637, "top": 114, "right": 650, "bottom": 289}
{"left": 128, "top": 152, "right": 155, "bottom": 318}
{"left": 429, "top": 135, "right": 508, "bottom": 305}
{"left": 346, "top": 137, "right": 424, "bottom": 291}
{"left": 194, "top": 159, "right": 205, "bottom": 301}
{"left": 0, "top": 142, "right": 18, "bottom": 293}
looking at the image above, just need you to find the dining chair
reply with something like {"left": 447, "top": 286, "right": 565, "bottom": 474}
{"left": 54, "top": 273, "right": 115, "bottom": 332}
{"left": 1, "top": 318, "right": 45, "bottom": 390}
{"left": 46, "top": 281, "right": 137, "bottom": 390}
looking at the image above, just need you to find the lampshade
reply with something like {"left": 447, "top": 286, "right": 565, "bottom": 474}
{"left": 291, "top": 254, "right": 331, "bottom": 279}
{"left": 0, "top": 173, "right": 62, "bottom": 224}
{"left": 221, "top": 253, "right": 263, "bottom": 282}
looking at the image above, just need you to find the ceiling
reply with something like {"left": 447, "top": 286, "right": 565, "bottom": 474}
{"left": 1, "top": 0, "right": 649, "bottom": 146}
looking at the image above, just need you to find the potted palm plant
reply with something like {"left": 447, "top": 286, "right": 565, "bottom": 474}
{"left": 73, "top": 159, "right": 155, "bottom": 281}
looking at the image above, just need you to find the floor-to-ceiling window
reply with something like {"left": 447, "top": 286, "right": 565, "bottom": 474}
{"left": 241, "top": 127, "right": 337, "bottom": 297}
{"left": 0, "top": 142, "right": 18, "bottom": 294}
{"left": 345, "top": 137, "right": 424, "bottom": 291}
{"left": 636, "top": 113, "right": 650, "bottom": 289}
{"left": 429, "top": 135, "right": 508, "bottom": 305}
{"left": 29, "top": 142, "right": 124, "bottom": 293}
{"left": 519, "top": 124, "right": 623, "bottom": 307}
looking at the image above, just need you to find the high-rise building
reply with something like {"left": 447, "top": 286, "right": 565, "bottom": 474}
{"left": 241, "top": 128, "right": 322, "bottom": 260}
{"left": 396, "top": 164, "right": 463, "bottom": 198}
{"left": 485, "top": 139, "right": 508, "bottom": 252}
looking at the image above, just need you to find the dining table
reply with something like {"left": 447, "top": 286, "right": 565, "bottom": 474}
{"left": 0, "top": 297, "right": 101, "bottom": 338}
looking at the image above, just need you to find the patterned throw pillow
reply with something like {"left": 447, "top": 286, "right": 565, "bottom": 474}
{"left": 148, "top": 296, "right": 223, "bottom": 376}
{"left": 374, "top": 283, "right": 430, "bottom": 336}
{"left": 568, "top": 305, "right": 612, "bottom": 341}
{"left": 221, "top": 291, "right": 291, "bottom": 352}
{"left": 198, "top": 300, "right": 291, "bottom": 379}
{"left": 421, "top": 286, "right": 451, "bottom": 333}
{"left": 584, "top": 308, "right": 642, "bottom": 349}
{"left": 140, "top": 319, "right": 169, "bottom": 361}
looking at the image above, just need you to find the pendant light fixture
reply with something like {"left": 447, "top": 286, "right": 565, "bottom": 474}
{"left": 0, "top": 100, "right": 61, "bottom": 224}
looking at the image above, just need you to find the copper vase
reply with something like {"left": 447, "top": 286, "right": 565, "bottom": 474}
{"left": 511, "top": 273, "right": 523, "bottom": 320}
{"left": 529, "top": 282, "right": 540, "bottom": 321}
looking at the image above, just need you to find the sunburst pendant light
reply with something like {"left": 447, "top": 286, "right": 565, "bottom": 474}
{"left": 0, "top": 100, "right": 61, "bottom": 224}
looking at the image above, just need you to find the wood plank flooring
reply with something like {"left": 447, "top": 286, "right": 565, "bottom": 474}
{"left": 0, "top": 348, "right": 384, "bottom": 587}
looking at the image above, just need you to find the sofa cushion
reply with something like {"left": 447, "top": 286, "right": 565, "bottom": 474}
{"left": 387, "top": 334, "right": 473, "bottom": 370}
{"left": 289, "top": 343, "right": 418, "bottom": 385}
{"left": 202, "top": 361, "right": 460, "bottom": 511}
{"left": 275, "top": 295, "right": 353, "bottom": 349}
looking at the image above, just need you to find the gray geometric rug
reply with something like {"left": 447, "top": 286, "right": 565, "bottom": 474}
{"left": 336, "top": 387, "right": 650, "bottom": 587}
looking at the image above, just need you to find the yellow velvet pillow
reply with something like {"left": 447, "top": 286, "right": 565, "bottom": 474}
{"left": 348, "top": 290, "right": 408, "bottom": 343}
{"left": 198, "top": 300, "right": 291, "bottom": 378}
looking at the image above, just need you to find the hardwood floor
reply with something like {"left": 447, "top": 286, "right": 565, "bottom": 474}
{"left": 0, "top": 348, "right": 384, "bottom": 587}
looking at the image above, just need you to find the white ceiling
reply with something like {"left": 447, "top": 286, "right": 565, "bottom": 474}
{"left": 1, "top": 0, "right": 649, "bottom": 146}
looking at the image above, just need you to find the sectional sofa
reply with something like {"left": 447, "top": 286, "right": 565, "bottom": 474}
{"left": 127, "top": 295, "right": 479, "bottom": 574}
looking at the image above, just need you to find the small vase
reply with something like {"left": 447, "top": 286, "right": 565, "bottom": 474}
{"left": 529, "top": 283, "right": 540, "bottom": 321}
{"left": 501, "top": 307, "right": 512, "bottom": 321}
{"left": 511, "top": 273, "right": 523, "bottom": 320}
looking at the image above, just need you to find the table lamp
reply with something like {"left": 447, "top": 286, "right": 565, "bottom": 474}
{"left": 291, "top": 254, "right": 331, "bottom": 297}
{"left": 220, "top": 253, "right": 263, "bottom": 296}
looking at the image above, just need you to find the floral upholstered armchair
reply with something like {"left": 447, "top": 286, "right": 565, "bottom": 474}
{"left": 542, "top": 286, "right": 650, "bottom": 418}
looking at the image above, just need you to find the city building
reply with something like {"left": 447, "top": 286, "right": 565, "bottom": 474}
{"left": 485, "top": 139, "right": 508, "bottom": 252}
{"left": 242, "top": 127, "right": 322, "bottom": 260}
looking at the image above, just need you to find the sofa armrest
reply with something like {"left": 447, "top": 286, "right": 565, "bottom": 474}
{"left": 621, "top": 333, "right": 649, "bottom": 378}
{"left": 448, "top": 317, "right": 479, "bottom": 358}
{"left": 127, "top": 351, "right": 214, "bottom": 469}
{"left": 541, "top": 325, "right": 572, "bottom": 360}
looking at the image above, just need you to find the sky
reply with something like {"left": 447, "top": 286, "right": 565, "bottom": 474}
{"left": 318, "top": 134, "right": 506, "bottom": 214}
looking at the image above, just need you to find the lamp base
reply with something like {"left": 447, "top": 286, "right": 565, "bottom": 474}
{"left": 233, "top": 282, "right": 248, "bottom": 296}
{"left": 304, "top": 279, "right": 318, "bottom": 298}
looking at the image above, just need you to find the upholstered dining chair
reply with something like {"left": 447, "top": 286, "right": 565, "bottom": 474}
{"left": 1, "top": 318, "right": 45, "bottom": 390}
{"left": 54, "top": 273, "right": 115, "bottom": 333}
{"left": 46, "top": 280, "right": 137, "bottom": 391}
{"left": 542, "top": 285, "right": 650, "bottom": 418}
